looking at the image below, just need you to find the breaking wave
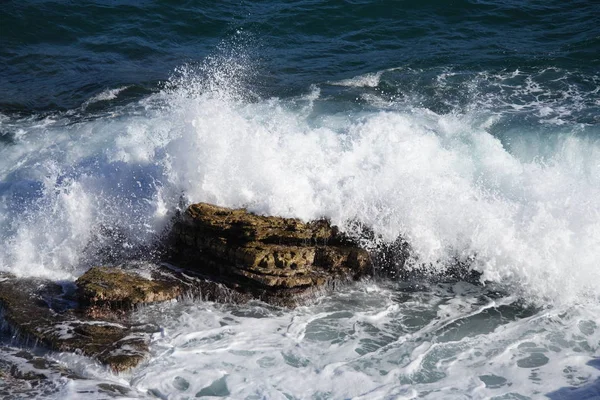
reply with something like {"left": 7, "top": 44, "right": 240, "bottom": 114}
{"left": 0, "top": 57, "right": 598, "bottom": 306}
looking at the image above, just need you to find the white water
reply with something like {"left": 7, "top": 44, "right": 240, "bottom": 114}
{"left": 5, "top": 281, "right": 596, "bottom": 399}
{"left": 82, "top": 86, "right": 130, "bottom": 109}
{"left": 127, "top": 283, "right": 600, "bottom": 399}
{"left": 1, "top": 63, "right": 599, "bottom": 398}
{"left": 1, "top": 65, "right": 599, "bottom": 305}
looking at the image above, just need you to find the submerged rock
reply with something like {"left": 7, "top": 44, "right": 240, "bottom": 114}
{"left": 0, "top": 274, "right": 152, "bottom": 373}
{"left": 0, "top": 345, "right": 80, "bottom": 398}
{"left": 170, "top": 202, "right": 372, "bottom": 304}
{"left": 0, "top": 345, "right": 136, "bottom": 398}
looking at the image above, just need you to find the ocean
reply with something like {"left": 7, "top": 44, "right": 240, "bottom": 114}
{"left": 1, "top": 0, "right": 599, "bottom": 398}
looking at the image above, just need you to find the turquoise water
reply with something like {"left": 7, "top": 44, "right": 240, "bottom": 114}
{"left": 1, "top": 1, "right": 599, "bottom": 398}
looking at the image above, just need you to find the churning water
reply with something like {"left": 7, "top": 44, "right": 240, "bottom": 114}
{"left": 1, "top": 1, "right": 599, "bottom": 398}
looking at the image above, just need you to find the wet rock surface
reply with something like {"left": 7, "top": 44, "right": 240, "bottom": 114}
{"left": 0, "top": 345, "right": 78, "bottom": 399}
{"left": 0, "top": 264, "right": 251, "bottom": 372}
{"left": 76, "top": 264, "right": 251, "bottom": 317}
{"left": 77, "top": 266, "right": 186, "bottom": 317}
{"left": 0, "top": 273, "right": 152, "bottom": 373}
{"left": 170, "top": 202, "right": 373, "bottom": 302}
{"left": 0, "top": 345, "right": 134, "bottom": 399}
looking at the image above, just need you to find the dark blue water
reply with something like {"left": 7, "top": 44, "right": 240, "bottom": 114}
{"left": 1, "top": 0, "right": 598, "bottom": 112}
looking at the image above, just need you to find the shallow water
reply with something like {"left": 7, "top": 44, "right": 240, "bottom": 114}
{"left": 129, "top": 281, "right": 598, "bottom": 399}
{"left": 2, "top": 280, "right": 599, "bottom": 399}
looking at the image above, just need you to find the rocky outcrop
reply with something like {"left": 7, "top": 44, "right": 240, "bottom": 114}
{"left": 170, "top": 203, "right": 372, "bottom": 304}
{"left": 0, "top": 273, "right": 151, "bottom": 372}
{"left": 0, "top": 202, "right": 373, "bottom": 372}
{"left": 76, "top": 264, "right": 250, "bottom": 318}
{"left": 77, "top": 266, "right": 186, "bottom": 318}
{"left": 0, "top": 264, "right": 251, "bottom": 372}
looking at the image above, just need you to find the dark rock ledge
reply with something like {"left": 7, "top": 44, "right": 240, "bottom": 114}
{"left": 0, "top": 273, "right": 152, "bottom": 373}
{"left": 169, "top": 202, "right": 372, "bottom": 302}
{"left": 0, "top": 202, "right": 372, "bottom": 373}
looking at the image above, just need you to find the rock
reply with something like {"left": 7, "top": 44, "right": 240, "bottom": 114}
{"left": 77, "top": 266, "right": 185, "bottom": 315}
{"left": 76, "top": 264, "right": 250, "bottom": 317}
{"left": 0, "top": 263, "right": 256, "bottom": 372}
{"left": 183, "top": 202, "right": 341, "bottom": 245}
{"left": 0, "top": 273, "right": 152, "bottom": 373}
{"left": 170, "top": 203, "right": 372, "bottom": 304}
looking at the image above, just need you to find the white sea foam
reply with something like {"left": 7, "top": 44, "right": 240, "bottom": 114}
{"left": 158, "top": 73, "right": 600, "bottom": 305}
{"left": 330, "top": 71, "right": 385, "bottom": 87}
{"left": 329, "top": 67, "right": 403, "bottom": 88}
{"left": 0, "top": 64, "right": 599, "bottom": 306}
{"left": 114, "top": 283, "right": 599, "bottom": 399}
{"left": 2, "top": 282, "right": 596, "bottom": 399}
{"left": 82, "top": 86, "right": 129, "bottom": 108}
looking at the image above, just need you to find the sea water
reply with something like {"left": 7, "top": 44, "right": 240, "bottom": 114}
{"left": 1, "top": 1, "right": 599, "bottom": 398}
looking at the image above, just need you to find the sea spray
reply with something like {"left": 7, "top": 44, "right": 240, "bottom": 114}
{"left": 1, "top": 62, "right": 599, "bottom": 306}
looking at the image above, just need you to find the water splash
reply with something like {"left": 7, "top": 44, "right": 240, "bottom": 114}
{"left": 0, "top": 55, "right": 599, "bottom": 305}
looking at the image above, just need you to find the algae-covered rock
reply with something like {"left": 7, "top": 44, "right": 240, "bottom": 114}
{"left": 170, "top": 202, "right": 372, "bottom": 302}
